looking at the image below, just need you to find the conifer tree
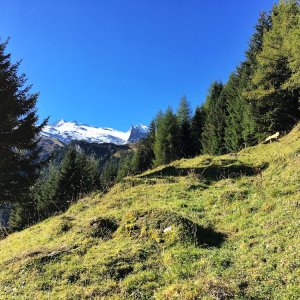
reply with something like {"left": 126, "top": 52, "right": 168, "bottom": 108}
{"left": 116, "top": 153, "right": 134, "bottom": 181}
{"left": 245, "top": 12, "right": 271, "bottom": 70}
{"left": 35, "top": 165, "right": 60, "bottom": 218}
{"left": 248, "top": 0, "right": 300, "bottom": 134}
{"left": 153, "top": 108, "right": 179, "bottom": 165}
{"left": 223, "top": 73, "right": 243, "bottom": 152}
{"left": 131, "top": 120, "right": 155, "bottom": 173}
{"left": 0, "top": 40, "right": 47, "bottom": 204}
{"left": 56, "top": 146, "right": 99, "bottom": 209}
{"left": 201, "top": 82, "right": 224, "bottom": 155}
{"left": 27, "top": 146, "right": 100, "bottom": 223}
{"left": 8, "top": 193, "right": 39, "bottom": 231}
{"left": 223, "top": 66, "right": 258, "bottom": 152}
{"left": 177, "top": 96, "right": 192, "bottom": 158}
{"left": 224, "top": 12, "right": 272, "bottom": 150}
{"left": 191, "top": 105, "right": 205, "bottom": 155}
{"left": 100, "top": 159, "right": 119, "bottom": 189}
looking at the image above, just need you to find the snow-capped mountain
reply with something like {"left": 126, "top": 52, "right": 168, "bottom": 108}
{"left": 41, "top": 119, "right": 149, "bottom": 145}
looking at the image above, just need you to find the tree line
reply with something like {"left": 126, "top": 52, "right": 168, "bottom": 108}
{"left": 1, "top": 0, "right": 299, "bottom": 231}
{"left": 114, "top": 0, "right": 300, "bottom": 173}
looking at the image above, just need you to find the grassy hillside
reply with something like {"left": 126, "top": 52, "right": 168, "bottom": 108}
{"left": 1, "top": 125, "right": 300, "bottom": 300}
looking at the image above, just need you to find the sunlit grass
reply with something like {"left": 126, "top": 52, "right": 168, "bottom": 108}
{"left": 1, "top": 125, "right": 300, "bottom": 299}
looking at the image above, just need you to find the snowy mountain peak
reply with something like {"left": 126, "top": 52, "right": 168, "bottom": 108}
{"left": 53, "top": 119, "right": 66, "bottom": 126}
{"left": 127, "top": 124, "right": 149, "bottom": 143}
{"left": 42, "top": 120, "right": 149, "bottom": 145}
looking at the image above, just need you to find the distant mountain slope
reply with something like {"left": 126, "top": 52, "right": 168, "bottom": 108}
{"left": 51, "top": 140, "right": 131, "bottom": 168}
{"left": 42, "top": 120, "right": 149, "bottom": 145}
{"left": 1, "top": 125, "right": 300, "bottom": 299}
{"left": 38, "top": 136, "right": 66, "bottom": 160}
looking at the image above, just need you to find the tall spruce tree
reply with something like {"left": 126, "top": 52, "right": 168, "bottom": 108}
{"left": 33, "top": 146, "right": 99, "bottom": 222}
{"left": 177, "top": 96, "right": 193, "bottom": 158}
{"left": 35, "top": 165, "right": 60, "bottom": 218}
{"left": 223, "top": 64, "right": 258, "bottom": 152}
{"left": 224, "top": 11, "right": 272, "bottom": 150}
{"left": 191, "top": 105, "right": 205, "bottom": 155}
{"left": 248, "top": 0, "right": 300, "bottom": 134}
{"left": 241, "top": 11, "right": 271, "bottom": 144}
{"left": 0, "top": 40, "right": 47, "bottom": 204}
{"left": 153, "top": 108, "right": 179, "bottom": 165}
{"left": 201, "top": 82, "right": 224, "bottom": 155}
{"left": 223, "top": 72, "right": 244, "bottom": 152}
{"left": 131, "top": 120, "right": 155, "bottom": 173}
{"left": 100, "top": 159, "right": 119, "bottom": 189}
{"left": 56, "top": 146, "right": 99, "bottom": 209}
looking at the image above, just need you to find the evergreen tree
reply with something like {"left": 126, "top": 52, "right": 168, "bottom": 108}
{"left": 75, "top": 150, "right": 99, "bottom": 195}
{"left": 56, "top": 146, "right": 99, "bottom": 209}
{"left": 176, "top": 96, "right": 192, "bottom": 158}
{"left": 0, "top": 40, "right": 47, "bottom": 204}
{"left": 22, "top": 146, "right": 100, "bottom": 224}
{"left": 116, "top": 153, "right": 134, "bottom": 181}
{"left": 56, "top": 147, "right": 79, "bottom": 209}
{"left": 131, "top": 120, "right": 155, "bottom": 173}
{"left": 223, "top": 73, "right": 243, "bottom": 152}
{"left": 9, "top": 164, "right": 59, "bottom": 229}
{"left": 100, "top": 159, "right": 119, "bottom": 189}
{"left": 35, "top": 165, "right": 60, "bottom": 218}
{"left": 8, "top": 192, "right": 39, "bottom": 231}
{"left": 245, "top": 12, "right": 272, "bottom": 70}
{"left": 239, "top": 62, "right": 259, "bottom": 147}
{"left": 248, "top": 0, "right": 300, "bottom": 134}
{"left": 190, "top": 105, "right": 205, "bottom": 155}
{"left": 201, "top": 82, "right": 224, "bottom": 155}
{"left": 224, "top": 12, "right": 272, "bottom": 150}
{"left": 223, "top": 68, "right": 256, "bottom": 152}
{"left": 153, "top": 108, "right": 179, "bottom": 165}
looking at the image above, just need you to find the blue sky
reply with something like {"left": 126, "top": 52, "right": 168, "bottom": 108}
{"left": 1, "top": 0, "right": 276, "bottom": 131}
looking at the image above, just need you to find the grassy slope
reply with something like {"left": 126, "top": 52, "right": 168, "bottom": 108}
{"left": 1, "top": 126, "right": 300, "bottom": 300}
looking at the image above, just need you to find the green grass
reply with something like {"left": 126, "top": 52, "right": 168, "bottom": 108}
{"left": 1, "top": 125, "right": 300, "bottom": 299}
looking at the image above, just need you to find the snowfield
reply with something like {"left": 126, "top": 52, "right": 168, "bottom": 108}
{"left": 42, "top": 120, "right": 149, "bottom": 145}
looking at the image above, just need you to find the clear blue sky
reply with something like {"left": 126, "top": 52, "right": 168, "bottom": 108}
{"left": 1, "top": 0, "right": 276, "bottom": 131}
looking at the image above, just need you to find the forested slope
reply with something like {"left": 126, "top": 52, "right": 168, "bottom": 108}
{"left": 0, "top": 124, "right": 300, "bottom": 299}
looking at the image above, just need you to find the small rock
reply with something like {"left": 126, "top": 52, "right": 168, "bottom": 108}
{"left": 163, "top": 226, "right": 172, "bottom": 233}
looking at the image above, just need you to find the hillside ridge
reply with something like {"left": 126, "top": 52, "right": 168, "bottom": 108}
{"left": 1, "top": 125, "right": 300, "bottom": 299}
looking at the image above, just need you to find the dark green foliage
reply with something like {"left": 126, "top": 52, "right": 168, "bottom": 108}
{"left": 55, "top": 147, "right": 98, "bottom": 208}
{"left": 242, "top": 12, "right": 272, "bottom": 143}
{"left": 224, "top": 12, "right": 271, "bottom": 149}
{"left": 248, "top": 1, "right": 300, "bottom": 135}
{"left": 191, "top": 105, "right": 205, "bottom": 155}
{"left": 116, "top": 153, "right": 135, "bottom": 182}
{"left": 224, "top": 65, "right": 257, "bottom": 152}
{"left": 153, "top": 107, "right": 180, "bottom": 165}
{"left": 131, "top": 120, "right": 155, "bottom": 174}
{"left": 67, "top": 141, "right": 129, "bottom": 170}
{"left": 177, "top": 96, "right": 193, "bottom": 158}
{"left": 0, "top": 40, "right": 47, "bottom": 204}
{"left": 223, "top": 72, "right": 244, "bottom": 152}
{"left": 34, "top": 165, "right": 60, "bottom": 218}
{"left": 201, "top": 82, "right": 224, "bottom": 155}
{"left": 51, "top": 147, "right": 99, "bottom": 212}
{"left": 100, "top": 158, "right": 120, "bottom": 189}
{"left": 8, "top": 195, "right": 39, "bottom": 231}
{"left": 245, "top": 12, "right": 271, "bottom": 69}
{"left": 11, "top": 146, "right": 100, "bottom": 228}
{"left": 0, "top": 204, "right": 10, "bottom": 227}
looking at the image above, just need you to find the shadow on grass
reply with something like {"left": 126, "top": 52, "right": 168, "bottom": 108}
{"left": 121, "top": 209, "right": 227, "bottom": 248}
{"left": 193, "top": 225, "right": 227, "bottom": 248}
{"left": 141, "top": 160, "right": 269, "bottom": 184}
